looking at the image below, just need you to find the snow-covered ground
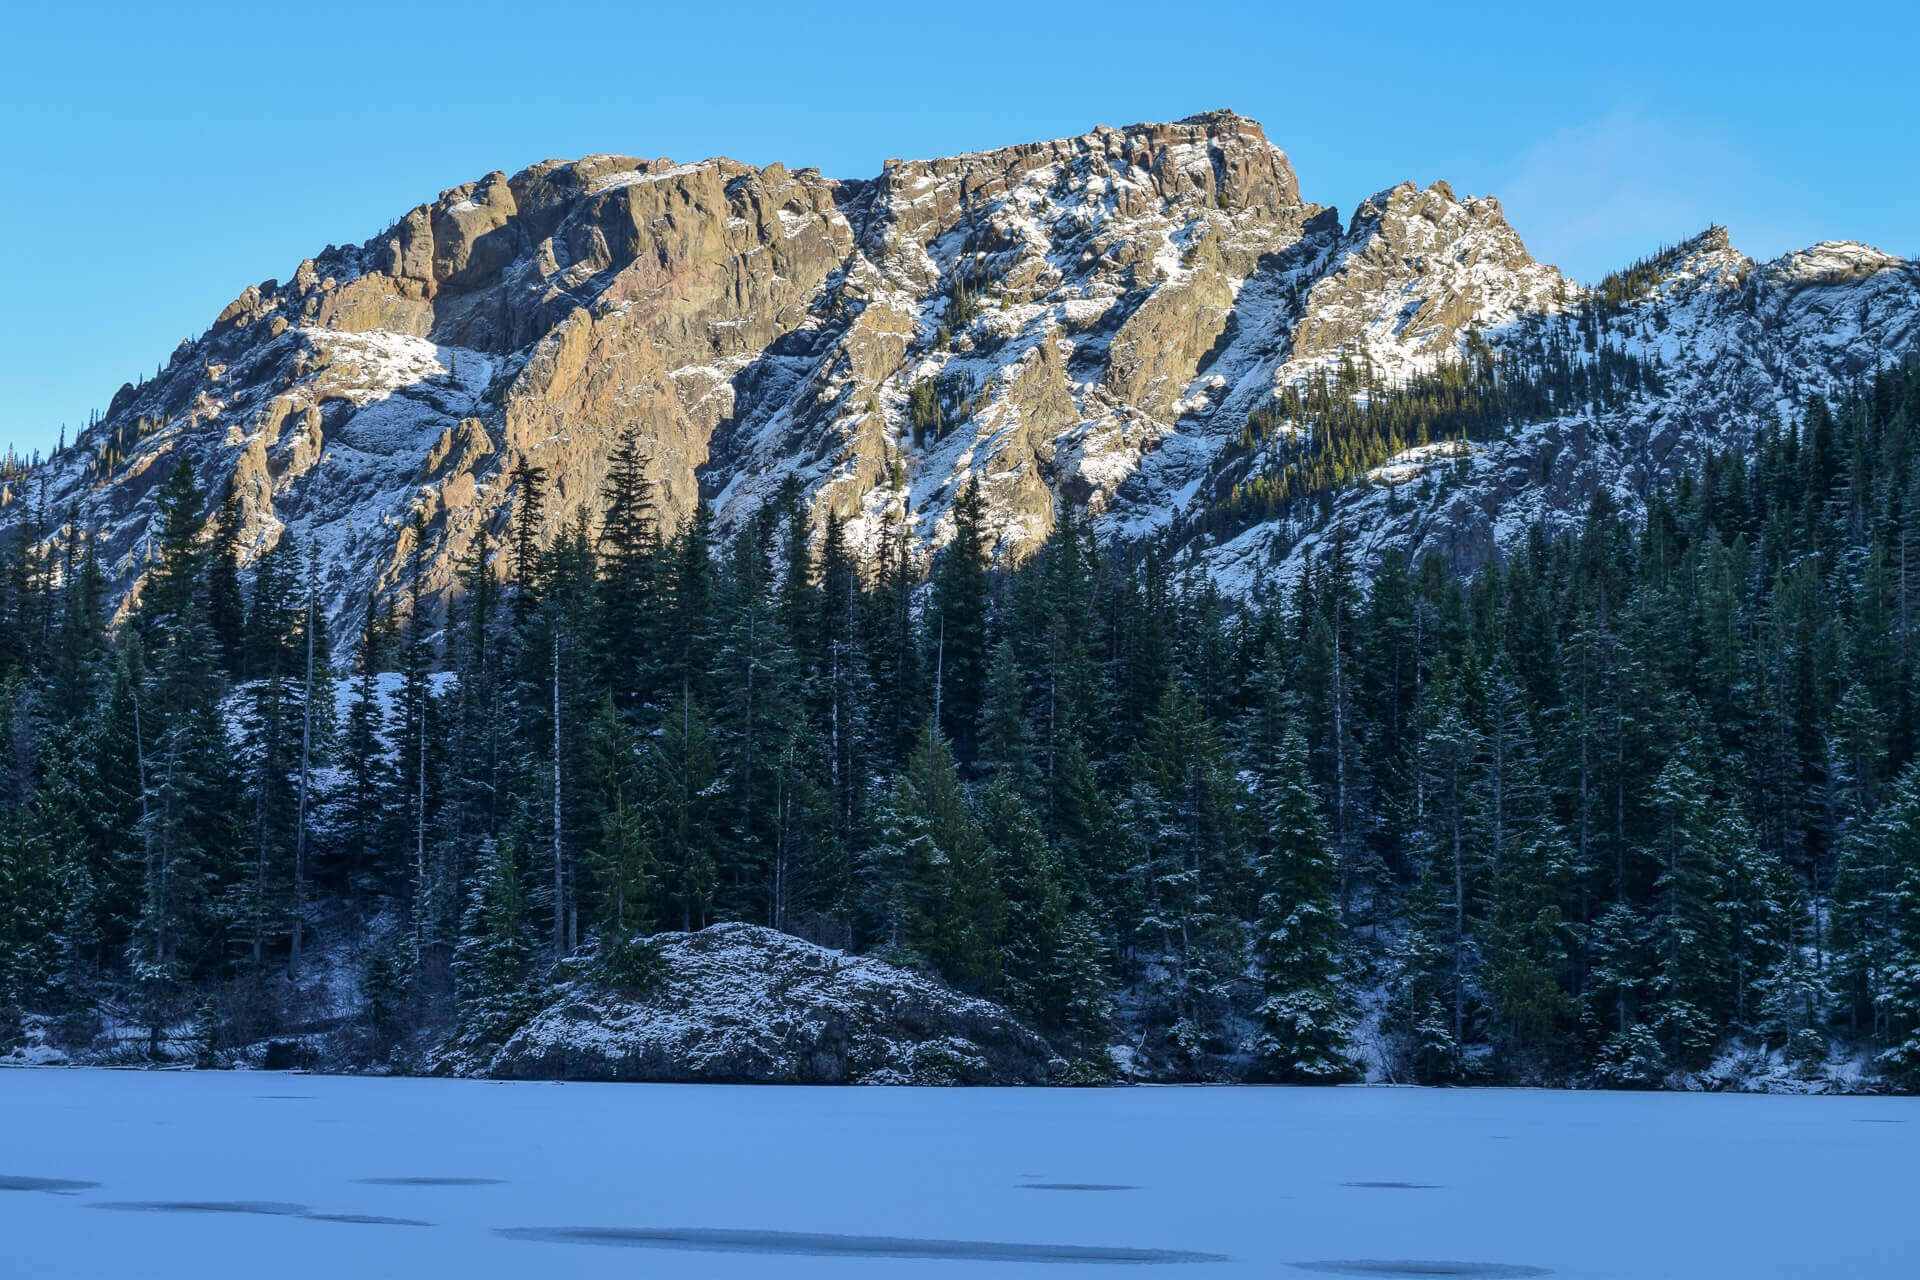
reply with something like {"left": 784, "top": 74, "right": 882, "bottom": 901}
{"left": 2, "top": 1071, "right": 1916, "bottom": 1278}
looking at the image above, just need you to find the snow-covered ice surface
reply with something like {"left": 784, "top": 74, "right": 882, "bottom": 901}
{"left": 3, "top": 1072, "right": 1917, "bottom": 1279}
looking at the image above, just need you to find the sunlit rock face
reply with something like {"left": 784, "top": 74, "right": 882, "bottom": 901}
{"left": 37, "top": 113, "right": 1920, "bottom": 629}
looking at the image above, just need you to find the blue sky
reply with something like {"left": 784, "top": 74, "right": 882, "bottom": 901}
{"left": 3, "top": 0, "right": 1914, "bottom": 454}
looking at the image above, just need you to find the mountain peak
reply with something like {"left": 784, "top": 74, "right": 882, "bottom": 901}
{"left": 1175, "top": 107, "right": 1253, "bottom": 126}
{"left": 32, "top": 116, "right": 1920, "bottom": 635}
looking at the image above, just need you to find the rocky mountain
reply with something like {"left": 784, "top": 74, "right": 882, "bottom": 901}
{"left": 27, "top": 111, "right": 1920, "bottom": 625}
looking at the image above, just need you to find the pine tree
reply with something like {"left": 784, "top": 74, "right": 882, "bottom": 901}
{"left": 394, "top": 515, "right": 443, "bottom": 956}
{"left": 3, "top": 352, "right": 1918, "bottom": 1088}
{"left": 1843, "top": 763, "right": 1920, "bottom": 1076}
{"left": 507, "top": 458, "right": 548, "bottom": 634}
{"left": 335, "top": 600, "right": 392, "bottom": 899}
{"left": 665, "top": 500, "right": 716, "bottom": 706}
{"left": 236, "top": 536, "right": 300, "bottom": 967}
{"left": 983, "top": 778, "right": 1111, "bottom": 1050}
{"left": 867, "top": 725, "right": 1001, "bottom": 989}
{"left": 133, "top": 458, "right": 238, "bottom": 988}
{"left": 1396, "top": 666, "right": 1482, "bottom": 1076}
{"left": 1249, "top": 730, "right": 1353, "bottom": 1081}
{"left": 1128, "top": 681, "right": 1243, "bottom": 1069}
{"left": 594, "top": 424, "right": 660, "bottom": 714}
{"left": 47, "top": 521, "right": 106, "bottom": 719}
{"left": 205, "top": 477, "right": 246, "bottom": 678}
{"left": 649, "top": 688, "right": 719, "bottom": 932}
{"left": 816, "top": 511, "right": 873, "bottom": 842}
{"left": 1755, "top": 892, "right": 1834, "bottom": 1069}
{"left": 711, "top": 509, "right": 801, "bottom": 923}
{"left": 865, "top": 490, "right": 923, "bottom": 760}
{"left": 451, "top": 836, "right": 535, "bottom": 1049}
{"left": 583, "top": 694, "right": 655, "bottom": 947}
{"left": 978, "top": 636, "right": 1039, "bottom": 798}
{"left": 444, "top": 525, "right": 504, "bottom": 848}
{"left": 1644, "top": 734, "right": 1734, "bottom": 1064}
{"left": 930, "top": 477, "right": 990, "bottom": 759}
{"left": 1476, "top": 663, "right": 1575, "bottom": 1067}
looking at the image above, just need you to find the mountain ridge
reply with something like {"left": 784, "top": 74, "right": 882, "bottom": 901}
{"left": 24, "top": 110, "right": 1919, "bottom": 629}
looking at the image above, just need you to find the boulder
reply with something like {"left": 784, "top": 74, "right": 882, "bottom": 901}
{"left": 486, "top": 923, "right": 1058, "bottom": 1085}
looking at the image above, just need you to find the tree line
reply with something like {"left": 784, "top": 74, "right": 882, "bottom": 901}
{"left": 3, "top": 356, "right": 1920, "bottom": 1086}
{"left": 1197, "top": 314, "right": 1667, "bottom": 545}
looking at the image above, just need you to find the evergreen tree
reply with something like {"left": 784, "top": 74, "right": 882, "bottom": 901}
{"left": 1128, "top": 682, "right": 1243, "bottom": 1068}
{"left": 451, "top": 836, "right": 535, "bottom": 1049}
{"left": 594, "top": 424, "right": 660, "bottom": 714}
{"left": 864, "top": 725, "right": 1001, "bottom": 989}
{"left": 930, "top": 477, "right": 990, "bottom": 759}
{"left": 3, "top": 353, "right": 1918, "bottom": 1089}
{"left": 334, "top": 599, "right": 393, "bottom": 900}
{"left": 1644, "top": 733, "right": 1735, "bottom": 1063}
{"left": 983, "top": 778, "right": 1111, "bottom": 1050}
{"left": 205, "top": 477, "right": 246, "bottom": 678}
{"left": 1249, "top": 730, "right": 1353, "bottom": 1081}
{"left": 650, "top": 689, "right": 719, "bottom": 932}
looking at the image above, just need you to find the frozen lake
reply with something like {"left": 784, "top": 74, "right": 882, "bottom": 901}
{"left": 2, "top": 1071, "right": 1915, "bottom": 1279}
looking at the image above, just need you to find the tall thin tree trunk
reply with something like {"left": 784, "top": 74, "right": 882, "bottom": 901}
{"left": 290, "top": 587, "right": 315, "bottom": 982}
{"left": 682, "top": 676, "right": 692, "bottom": 933}
{"left": 772, "top": 767, "right": 787, "bottom": 931}
{"left": 552, "top": 627, "right": 566, "bottom": 963}
{"left": 1332, "top": 599, "right": 1351, "bottom": 920}
{"left": 1451, "top": 796, "right": 1465, "bottom": 1061}
{"left": 132, "top": 687, "right": 158, "bottom": 965}
{"left": 255, "top": 688, "right": 278, "bottom": 967}
{"left": 933, "top": 617, "right": 944, "bottom": 747}
{"left": 415, "top": 685, "right": 427, "bottom": 954}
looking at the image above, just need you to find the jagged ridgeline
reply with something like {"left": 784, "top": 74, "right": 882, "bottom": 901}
{"left": 13, "top": 114, "right": 1913, "bottom": 635}
{"left": 1593, "top": 228, "right": 1743, "bottom": 315}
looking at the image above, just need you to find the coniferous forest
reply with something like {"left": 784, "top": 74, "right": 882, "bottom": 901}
{"left": 4, "top": 357, "right": 1920, "bottom": 1089}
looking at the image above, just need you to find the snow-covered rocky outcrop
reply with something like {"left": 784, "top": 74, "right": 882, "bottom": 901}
{"left": 25, "top": 112, "right": 1920, "bottom": 627}
{"left": 475, "top": 924, "right": 1058, "bottom": 1085}
{"left": 1194, "top": 226, "right": 1920, "bottom": 594}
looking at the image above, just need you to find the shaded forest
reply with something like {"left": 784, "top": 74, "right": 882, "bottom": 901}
{"left": 3, "top": 356, "right": 1920, "bottom": 1088}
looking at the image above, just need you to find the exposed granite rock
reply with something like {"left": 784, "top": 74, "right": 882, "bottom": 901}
{"left": 28, "top": 112, "right": 1920, "bottom": 634}
{"left": 483, "top": 923, "right": 1058, "bottom": 1085}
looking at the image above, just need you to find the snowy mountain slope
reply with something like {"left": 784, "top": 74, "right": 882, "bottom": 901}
{"left": 25, "top": 113, "right": 1920, "bottom": 628}
{"left": 1193, "top": 228, "right": 1920, "bottom": 594}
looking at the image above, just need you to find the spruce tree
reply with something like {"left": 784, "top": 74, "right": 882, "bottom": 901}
{"left": 594, "top": 424, "right": 660, "bottom": 714}
{"left": 451, "top": 836, "right": 535, "bottom": 1050}
{"left": 974, "top": 779, "right": 1105, "bottom": 1045}
{"left": 205, "top": 477, "right": 246, "bottom": 678}
{"left": 1645, "top": 734, "right": 1735, "bottom": 1064}
{"left": 930, "top": 477, "right": 990, "bottom": 759}
{"left": 1128, "top": 682, "right": 1243, "bottom": 1068}
{"left": 649, "top": 688, "right": 719, "bottom": 932}
{"left": 1249, "top": 730, "right": 1353, "bottom": 1081}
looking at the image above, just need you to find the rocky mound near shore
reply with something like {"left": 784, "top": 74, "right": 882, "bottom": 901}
{"left": 481, "top": 923, "right": 1059, "bottom": 1085}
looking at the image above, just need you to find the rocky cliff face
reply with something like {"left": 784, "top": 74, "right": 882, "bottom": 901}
{"left": 29, "top": 112, "right": 1920, "bottom": 625}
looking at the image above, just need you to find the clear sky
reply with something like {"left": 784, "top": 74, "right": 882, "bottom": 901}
{"left": 3, "top": 0, "right": 1914, "bottom": 454}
